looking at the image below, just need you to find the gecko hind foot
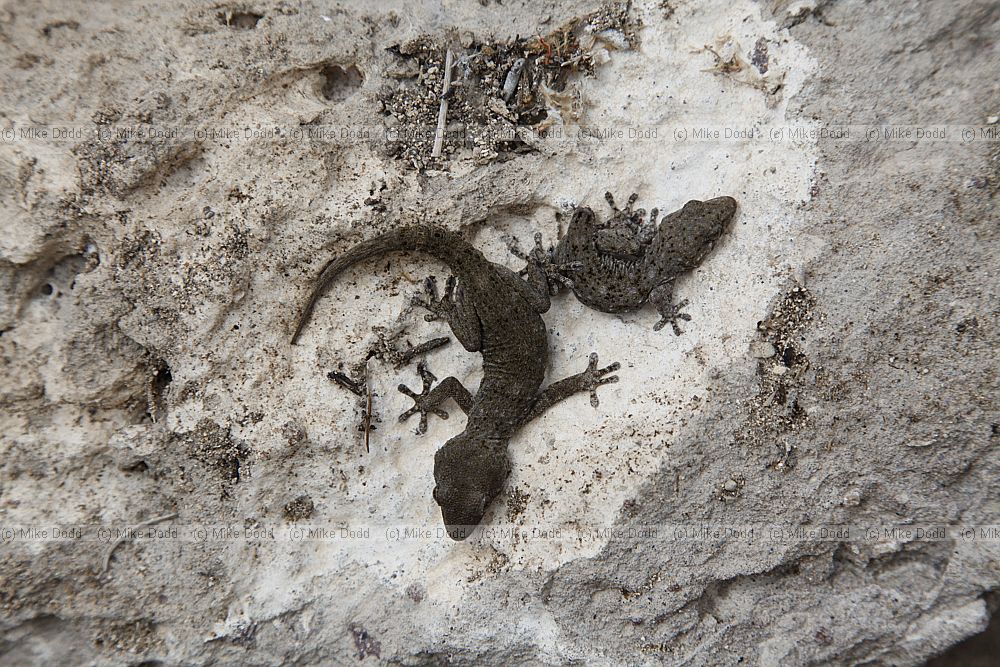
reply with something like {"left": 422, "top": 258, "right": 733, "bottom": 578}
{"left": 411, "top": 275, "right": 456, "bottom": 322}
{"left": 523, "top": 352, "right": 620, "bottom": 422}
{"left": 579, "top": 352, "right": 621, "bottom": 408}
{"left": 398, "top": 363, "right": 450, "bottom": 434}
{"left": 505, "top": 232, "right": 581, "bottom": 294}
{"left": 604, "top": 191, "right": 639, "bottom": 214}
{"left": 653, "top": 298, "right": 692, "bottom": 335}
{"left": 605, "top": 192, "right": 658, "bottom": 242}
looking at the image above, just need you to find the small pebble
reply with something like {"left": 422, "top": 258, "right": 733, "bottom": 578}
{"left": 750, "top": 341, "right": 776, "bottom": 359}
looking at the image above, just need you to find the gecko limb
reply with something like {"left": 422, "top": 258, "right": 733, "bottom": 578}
{"left": 525, "top": 352, "right": 620, "bottom": 422}
{"left": 649, "top": 281, "right": 691, "bottom": 335}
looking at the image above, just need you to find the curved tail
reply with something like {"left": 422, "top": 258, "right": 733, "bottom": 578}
{"left": 290, "top": 225, "right": 473, "bottom": 344}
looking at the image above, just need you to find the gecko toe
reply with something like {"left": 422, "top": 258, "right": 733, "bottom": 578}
{"left": 423, "top": 275, "right": 439, "bottom": 299}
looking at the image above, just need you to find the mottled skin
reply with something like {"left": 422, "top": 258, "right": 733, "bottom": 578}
{"left": 291, "top": 226, "right": 619, "bottom": 540}
{"left": 516, "top": 193, "right": 737, "bottom": 334}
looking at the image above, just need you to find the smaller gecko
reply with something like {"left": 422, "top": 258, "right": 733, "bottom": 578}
{"left": 511, "top": 192, "right": 737, "bottom": 334}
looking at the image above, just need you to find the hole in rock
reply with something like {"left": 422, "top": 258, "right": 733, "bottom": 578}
{"left": 317, "top": 64, "right": 364, "bottom": 103}
{"left": 218, "top": 10, "right": 263, "bottom": 30}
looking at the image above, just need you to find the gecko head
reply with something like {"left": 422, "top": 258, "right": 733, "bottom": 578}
{"left": 669, "top": 196, "right": 738, "bottom": 267}
{"left": 432, "top": 434, "right": 510, "bottom": 541}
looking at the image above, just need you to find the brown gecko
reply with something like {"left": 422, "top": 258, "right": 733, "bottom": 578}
{"left": 292, "top": 225, "right": 619, "bottom": 540}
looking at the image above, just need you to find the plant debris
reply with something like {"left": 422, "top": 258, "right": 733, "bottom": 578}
{"left": 696, "top": 34, "right": 785, "bottom": 98}
{"left": 736, "top": 284, "right": 817, "bottom": 467}
{"left": 378, "top": 2, "right": 640, "bottom": 170}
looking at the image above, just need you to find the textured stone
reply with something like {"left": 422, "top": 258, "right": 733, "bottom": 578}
{"left": 0, "top": 1, "right": 996, "bottom": 665}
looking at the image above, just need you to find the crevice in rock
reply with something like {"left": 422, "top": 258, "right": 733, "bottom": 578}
{"left": 317, "top": 64, "right": 364, "bottom": 104}
{"left": 218, "top": 10, "right": 263, "bottom": 30}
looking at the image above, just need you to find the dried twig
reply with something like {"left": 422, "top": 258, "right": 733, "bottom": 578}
{"left": 364, "top": 381, "right": 373, "bottom": 453}
{"left": 431, "top": 49, "right": 454, "bottom": 158}
{"left": 101, "top": 512, "right": 178, "bottom": 574}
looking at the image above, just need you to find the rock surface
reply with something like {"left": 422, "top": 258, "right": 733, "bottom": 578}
{"left": 0, "top": 1, "right": 997, "bottom": 665}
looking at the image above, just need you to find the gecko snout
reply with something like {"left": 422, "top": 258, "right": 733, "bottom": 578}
{"left": 434, "top": 484, "right": 493, "bottom": 541}
{"left": 708, "top": 196, "right": 738, "bottom": 224}
{"left": 433, "top": 435, "right": 510, "bottom": 541}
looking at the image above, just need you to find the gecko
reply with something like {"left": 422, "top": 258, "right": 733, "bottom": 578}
{"left": 291, "top": 225, "right": 620, "bottom": 540}
{"left": 511, "top": 192, "right": 737, "bottom": 334}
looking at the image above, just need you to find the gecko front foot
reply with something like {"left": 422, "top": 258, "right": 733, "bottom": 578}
{"left": 397, "top": 363, "right": 474, "bottom": 435}
{"left": 653, "top": 298, "right": 692, "bottom": 335}
{"left": 398, "top": 363, "right": 450, "bottom": 434}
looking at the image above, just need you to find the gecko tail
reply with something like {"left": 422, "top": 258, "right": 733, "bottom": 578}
{"left": 290, "top": 225, "right": 466, "bottom": 344}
